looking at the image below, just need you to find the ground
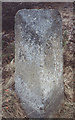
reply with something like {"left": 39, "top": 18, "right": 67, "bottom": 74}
{"left": 2, "top": 2, "right": 74, "bottom": 118}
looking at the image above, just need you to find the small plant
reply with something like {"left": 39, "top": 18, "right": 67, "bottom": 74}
{"left": 63, "top": 30, "right": 68, "bottom": 47}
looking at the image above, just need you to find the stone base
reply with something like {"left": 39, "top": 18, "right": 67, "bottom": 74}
{"left": 15, "top": 75, "right": 64, "bottom": 118}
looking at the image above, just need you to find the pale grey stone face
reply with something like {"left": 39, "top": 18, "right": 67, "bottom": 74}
{"left": 15, "top": 9, "right": 64, "bottom": 118}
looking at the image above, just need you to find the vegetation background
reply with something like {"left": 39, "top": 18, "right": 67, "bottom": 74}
{"left": 2, "top": 2, "right": 74, "bottom": 118}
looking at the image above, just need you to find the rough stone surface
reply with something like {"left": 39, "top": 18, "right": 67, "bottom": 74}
{"left": 15, "top": 9, "right": 64, "bottom": 118}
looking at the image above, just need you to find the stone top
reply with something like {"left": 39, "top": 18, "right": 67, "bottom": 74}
{"left": 15, "top": 9, "right": 62, "bottom": 37}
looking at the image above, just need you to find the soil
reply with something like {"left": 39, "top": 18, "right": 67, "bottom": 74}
{"left": 2, "top": 2, "right": 74, "bottom": 118}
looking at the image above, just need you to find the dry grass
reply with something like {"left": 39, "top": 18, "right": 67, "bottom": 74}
{"left": 2, "top": 2, "right": 74, "bottom": 118}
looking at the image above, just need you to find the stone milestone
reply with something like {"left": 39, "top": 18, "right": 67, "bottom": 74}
{"left": 15, "top": 9, "right": 64, "bottom": 118}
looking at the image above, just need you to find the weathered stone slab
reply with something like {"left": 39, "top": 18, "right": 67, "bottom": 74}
{"left": 15, "top": 9, "right": 64, "bottom": 118}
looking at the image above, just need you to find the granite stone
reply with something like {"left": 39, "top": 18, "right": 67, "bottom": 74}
{"left": 15, "top": 9, "right": 64, "bottom": 118}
